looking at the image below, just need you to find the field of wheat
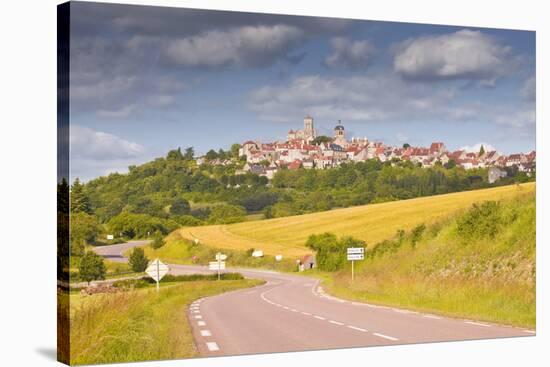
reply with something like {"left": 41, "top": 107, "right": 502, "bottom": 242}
{"left": 177, "top": 183, "right": 535, "bottom": 258}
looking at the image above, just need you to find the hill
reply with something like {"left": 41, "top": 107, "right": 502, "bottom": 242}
{"left": 324, "top": 189, "right": 536, "bottom": 327}
{"left": 177, "top": 183, "right": 535, "bottom": 258}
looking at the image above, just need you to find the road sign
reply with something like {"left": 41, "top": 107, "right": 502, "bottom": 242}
{"left": 275, "top": 255, "right": 283, "bottom": 261}
{"left": 146, "top": 259, "right": 169, "bottom": 292}
{"left": 347, "top": 247, "right": 364, "bottom": 254}
{"left": 209, "top": 261, "right": 226, "bottom": 270}
{"left": 251, "top": 250, "right": 264, "bottom": 257}
{"left": 215, "top": 253, "right": 227, "bottom": 261}
{"left": 106, "top": 234, "right": 114, "bottom": 240}
{"left": 347, "top": 253, "right": 364, "bottom": 261}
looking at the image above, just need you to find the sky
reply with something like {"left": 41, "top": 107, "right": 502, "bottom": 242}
{"left": 68, "top": 1, "right": 536, "bottom": 181}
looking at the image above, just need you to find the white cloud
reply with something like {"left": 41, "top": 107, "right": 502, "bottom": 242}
{"left": 96, "top": 105, "right": 137, "bottom": 119}
{"left": 324, "top": 37, "right": 374, "bottom": 70}
{"left": 394, "top": 29, "right": 512, "bottom": 82}
{"left": 460, "top": 142, "right": 497, "bottom": 153}
{"left": 164, "top": 25, "right": 304, "bottom": 67}
{"left": 248, "top": 74, "right": 455, "bottom": 122}
{"left": 70, "top": 126, "right": 144, "bottom": 161}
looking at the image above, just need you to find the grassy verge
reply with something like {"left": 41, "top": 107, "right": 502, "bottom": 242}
{"left": 70, "top": 278, "right": 263, "bottom": 365}
{"left": 310, "top": 191, "right": 536, "bottom": 328}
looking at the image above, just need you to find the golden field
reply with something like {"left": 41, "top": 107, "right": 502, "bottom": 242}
{"left": 177, "top": 183, "right": 535, "bottom": 258}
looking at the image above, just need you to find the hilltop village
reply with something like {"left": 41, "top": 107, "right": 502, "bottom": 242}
{"left": 196, "top": 116, "right": 536, "bottom": 182}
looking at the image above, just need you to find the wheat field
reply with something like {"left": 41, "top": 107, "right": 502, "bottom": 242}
{"left": 177, "top": 183, "right": 535, "bottom": 258}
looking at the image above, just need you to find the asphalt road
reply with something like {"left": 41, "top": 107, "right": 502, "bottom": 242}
{"left": 93, "top": 242, "right": 535, "bottom": 357}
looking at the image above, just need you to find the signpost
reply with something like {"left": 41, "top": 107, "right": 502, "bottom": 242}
{"left": 347, "top": 247, "right": 365, "bottom": 282}
{"left": 210, "top": 252, "right": 226, "bottom": 280}
{"left": 145, "top": 258, "right": 169, "bottom": 292}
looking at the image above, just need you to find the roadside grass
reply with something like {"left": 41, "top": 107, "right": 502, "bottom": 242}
{"left": 127, "top": 232, "right": 298, "bottom": 273}
{"left": 316, "top": 191, "right": 536, "bottom": 328}
{"left": 177, "top": 183, "right": 535, "bottom": 258}
{"left": 70, "top": 279, "right": 263, "bottom": 365}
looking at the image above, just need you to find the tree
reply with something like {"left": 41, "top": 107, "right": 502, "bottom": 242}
{"left": 129, "top": 247, "right": 149, "bottom": 272}
{"left": 445, "top": 159, "right": 457, "bottom": 169}
{"left": 208, "top": 204, "right": 246, "bottom": 224}
{"left": 150, "top": 232, "right": 166, "bottom": 249}
{"left": 70, "top": 212, "right": 101, "bottom": 256}
{"left": 183, "top": 147, "right": 194, "bottom": 160}
{"left": 205, "top": 149, "right": 218, "bottom": 160}
{"left": 70, "top": 178, "right": 92, "bottom": 214}
{"left": 312, "top": 136, "right": 332, "bottom": 145}
{"left": 478, "top": 145, "right": 485, "bottom": 157}
{"left": 403, "top": 143, "right": 411, "bottom": 149}
{"left": 167, "top": 147, "right": 184, "bottom": 160}
{"left": 78, "top": 251, "right": 106, "bottom": 284}
{"left": 170, "top": 197, "right": 191, "bottom": 216}
{"left": 230, "top": 143, "right": 241, "bottom": 158}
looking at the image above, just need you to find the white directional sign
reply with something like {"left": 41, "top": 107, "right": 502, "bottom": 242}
{"left": 209, "top": 261, "right": 226, "bottom": 270}
{"left": 146, "top": 259, "right": 169, "bottom": 281}
{"left": 215, "top": 253, "right": 227, "bottom": 261}
{"left": 347, "top": 253, "right": 365, "bottom": 260}
{"left": 347, "top": 247, "right": 365, "bottom": 255}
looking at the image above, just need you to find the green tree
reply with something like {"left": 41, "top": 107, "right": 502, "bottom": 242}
{"left": 312, "top": 136, "right": 332, "bottom": 145}
{"left": 208, "top": 204, "right": 246, "bottom": 224}
{"left": 403, "top": 143, "right": 411, "bottom": 149}
{"left": 70, "top": 178, "right": 92, "bottom": 214}
{"left": 205, "top": 149, "right": 219, "bottom": 160}
{"left": 170, "top": 197, "right": 191, "bottom": 216}
{"left": 150, "top": 232, "right": 166, "bottom": 249}
{"left": 183, "top": 147, "right": 194, "bottom": 160}
{"left": 166, "top": 147, "right": 184, "bottom": 160}
{"left": 78, "top": 251, "right": 106, "bottom": 284}
{"left": 478, "top": 145, "right": 486, "bottom": 157}
{"left": 70, "top": 212, "right": 101, "bottom": 255}
{"left": 128, "top": 247, "right": 149, "bottom": 272}
{"left": 230, "top": 143, "right": 241, "bottom": 158}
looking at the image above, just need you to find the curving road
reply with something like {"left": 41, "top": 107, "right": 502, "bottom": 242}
{"left": 93, "top": 242, "right": 535, "bottom": 357}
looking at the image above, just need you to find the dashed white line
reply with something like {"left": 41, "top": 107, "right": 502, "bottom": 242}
{"left": 193, "top": 310, "right": 200, "bottom": 313}
{"left": 290, "top": 309, "right": 299, "bottom": 312}
{"left": 302, "top": 312, "right": 312, "bottom": 316}
{"left": 373, "top": 332, "right": 399, "bottom": 341}
{"left": 347, "top": 325, "right": 367, "bottom": 332}
{"left": 465, "top": 321, "right": 490, "bottom": 327}
{"left": 197, "top": 321, "right": 206, "bottom": 326}
{"left": 314, "top": 315, "right": 326, "bottom": 320}
{"left": 283, "top": 306, "right": 290, "bottom": 310}
{"left": 195, "top": 315, "right": 203, "bottom": 319}
{"left": 200, "top": 330, "right": 212, "bottom": 337}
{"left": 206, "top": 342, "right": 220, "bottom": 351}
{"left": 329, "top": 320, "right": 344, "bottom": 326}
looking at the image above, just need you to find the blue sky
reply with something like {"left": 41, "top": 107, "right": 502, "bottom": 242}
{"left": 68, "top": 2, "right": 536, "bottom": 181}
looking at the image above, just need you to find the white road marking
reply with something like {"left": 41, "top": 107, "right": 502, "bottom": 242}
{"left": 329, "top": 320, "right": 344, "bottom": 326}
{"left": 352, "top": 302, "right": 366, "bottom": 306}
{"left": 206, "top": 342, "right": 219, "bottom": 351}
{"left": 200, "top": 330, "right": 212, "bottom": 337}
{"left": 195, "top": 315, "right": 203, "bottom": 319}
{"left": 465, "top": 321, "right": 490, "bottom": 327}
{"left": 283, "top": 306, "right": 290, "bottom": 310}
{"left": 523, "top": 330, "right": 536, "bottom": 334}
{"left": 302, "top": 312, "right": 312, "bottom": 316}
{"left": 197, "top": 321, "right": 206, "bottom": 326}
{"left": 290, "top": 309, "right": 299, "bottom": 312}
{"left": 373, "top": 332, "right": 399, "bottom": 341}
{"left": 193, "top": 310, "right": 200, "bottom": 313}
{"left": 422, "top": 314, "right": 441, "bottom": 320}
{"left": 314, "top": 315, "right": 326, "bottom": 320}
{"left": 347, "top": 326, "right": 367, "bottom": 332}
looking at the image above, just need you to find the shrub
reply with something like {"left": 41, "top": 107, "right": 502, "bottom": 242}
{"left": 78, "top": 251, "right": 106, "bottom": 284}
{"left": 170, "top": 198, "right": 191, "bottom": 216}
{"left": 305, "top": 233, "right": 363, "bottom": 272}
{"left": 150, "top": 232, "right": 166, "bottom": 249}
{"left": 128, "top": 247, "right": 149, "bottom": 273}
{"left": 457, "top": 201, "right": 502, "bottom": 241}
{"left": 410, "top": 223, "right": 426, "bottom": 248}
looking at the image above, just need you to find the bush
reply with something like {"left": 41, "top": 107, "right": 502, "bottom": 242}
{"left": 128, "top": 247, "right": 149, "bottom": 272}
{"left": 150, "top": 232, "right": 166, "bottom": 249}
{"left": 457, "top": 201, "right": 502, "bottom": 241}
{"left": 305, "top": 233, "right": 363, "bottom": 272}
{"left": 78, "top": 251, "right": 106, "bottom": 284}
{"left": 410, "top": 223, "right": 426, "bottom": 248}
{"left": 208, "top": 204, "right": 246, "bottom": 224}
{"left": 170, "top": 198, "right": 191, "bottom": 216}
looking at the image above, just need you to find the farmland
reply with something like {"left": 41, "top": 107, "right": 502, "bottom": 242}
{"left": 177, "top": 183, "right": 535, "bottom": 258}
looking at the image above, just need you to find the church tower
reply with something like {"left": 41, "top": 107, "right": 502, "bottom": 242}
{"left": 333, "top": 120, "right": 347, "bottom": 147}
{"left": 303, "top": 115, "right": 316, "bottom": 141}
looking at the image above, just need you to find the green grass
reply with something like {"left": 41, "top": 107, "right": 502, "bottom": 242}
{"left": 320, "top": 191, "right": 536, "bottom": 328}
{"left": 177, "top": 183, "right": 535, "bottom": 258}
{"left": 70, "top": 279, "right": 263, "bottom": 365}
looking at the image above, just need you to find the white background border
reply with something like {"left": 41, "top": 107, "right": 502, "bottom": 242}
{"left": 0, "top": 0, "right": 546, "bottom": 366}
